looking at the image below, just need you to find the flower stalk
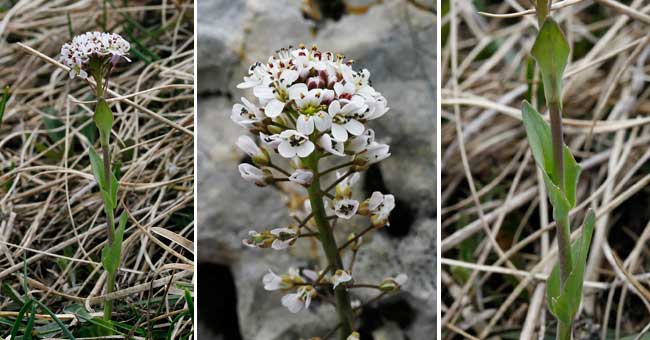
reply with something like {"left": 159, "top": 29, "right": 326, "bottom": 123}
{"left": 304, "top": 154, "right": 354, "bottom": 338}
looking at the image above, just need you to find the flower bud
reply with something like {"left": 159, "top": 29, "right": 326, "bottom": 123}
{"left": 236, "top": 135, "right": 270, "bottom": 166}
{"left": 238, "top": 164, "right": 273, "bottom": 187}
{"left": 267, "top": 123, "right": 284, "bottom": 135}
{"left": 289, "top": 169, "right": 314, "bottom": 187}
{"left": 378, "top": 274, "right": 408, "bottom": 292}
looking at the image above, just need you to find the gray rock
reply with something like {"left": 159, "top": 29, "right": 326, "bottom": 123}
{"left": 197, "top": 0, "right": 247, "bottom": 93}
{"left": 196, "top": 96, "right": 290, "bottom": 264}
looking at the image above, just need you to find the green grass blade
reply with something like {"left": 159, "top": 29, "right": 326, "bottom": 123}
{"left": 9, "top": 300, "right": 33, "bottom": 340}
{"left": 0, "top": 85, "right": 10, "bottom": 127}
{"left": 183, "top": 288, "right": 194, "bottom": 321}
{"left": 32, "top": 299, "right": 76, "bottom": 340}
{"left": 23, "top": 303, "right": 36, "bottom": 340}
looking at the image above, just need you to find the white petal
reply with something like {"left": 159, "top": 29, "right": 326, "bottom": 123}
{"left": 345, "top": 119, "right": 365, "bottom": 136}
{"left": 334, "top": 82, "right": 345, "bottom": 97}
{"left": 272, "top": 239, "right": 290, "bottom": 250}
{"left": 265, "top": 99, "right": 285, "bottom": 118}
{"left": 281, "top": 69, "right": 299, "bottom": 85}
{"left": 278, "top": 142, "right": 297, "bottom": 158}
{"left": 395, "top": 273, "right": 408, "bottom": 286}
{"left": 296, "top": 141, "right": 315, "bottom": 158}
{"left": 297, "top": 116, "right": 315, "bottom": 135}
{"left": 289, "top": 83, "right": 308, "bottom": 101}
{"left": 253, "top": 85, "right": 274, "bottom": 100}
{"left": 331, "top": 124, "right": 348, "bottom": 142}
{"left": 281, "top": 294, "right": 303, "bottom": 313}
{"left": 314, "top": 113, "right": 332, "bottom": 131}
{"left": 328, "top": 100, "right": 341, "bottom": 116}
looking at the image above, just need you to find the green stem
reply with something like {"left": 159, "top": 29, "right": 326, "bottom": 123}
{"left": 536, "top": 0, "right": 550, "bottom": 27}
{"left": 103, "top": 270, "right": 115, "bottom": 320}
{"left": 549, "top": 69, "right": 573, "bottom": 340}
{"left": 304, "top": 154, "right": 354, "bottom": 340}
{"left": 549, "top": 102, "right": 573, "bottom": 284}
{"left": 557, "top": 321, "right": 572, "bottom": 340}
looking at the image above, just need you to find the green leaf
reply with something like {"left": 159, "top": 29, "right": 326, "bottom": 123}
{"left": 94, "top": 99, "right": 113, "bottom": 146}
{"left": 101, "top": 212, "right": 127, "bottom": 275}
{"left": 531, "top": 18, "right": 570, "bottom": 106}
{"left": 0, "top": 85, "right": 9, "bottom": 126}
{"left": 32, "top": 299, "right": 76, "bottom": 340}
{"left": 522, "top": 101, "right": 555, "bottom": 180}
{"left": 522, "top": 101, "right": 582, "bottom": 212}
{"left": 563, "top": 146, "right": 581, "bottom": 208}
{"left": 10, "top": 299, "right": 33, "bottom": 340}
{"left": 541, "top": 171, "right": 571, "bottom": 221}
{"left": 89, "top": 147, "right": 106, "bottom": 191}
{"left": 89, "top": 147, "right": 119, "bottom": 210}
{"left": 547, "top": 209, "right": 595, "bottom": 323}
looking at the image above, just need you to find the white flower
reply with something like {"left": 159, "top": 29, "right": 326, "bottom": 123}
{"left": 290, "top": 85, "right": 333, "bottom": 135}
{"left": 333, "top": 199, "right": 359, "bottom": 219}
{"left": 319, "top": 133, "right": 345, "bottom": 157}
{"left": 231, "top": 97, "right": 265, "bottom": 128}
{"left": 281, "top": 286, "right": 316, "bottom": 313}
{"left": 356, "top": 143, "right": 390, "bottom": 165}
{"left": 347, "top": 129, "right": 375, "bottom": 154}
{"left": 263, "top": 270, "right": 291, "bottom": 291}
{"left": 367, "top": 191, "right": 395, "bottom": 227}
{"left": 365, "top": 94, "right": 389, "bottom": 120}
{"left": 289, "top": 169, "right": 314, "bottom": 186}
{"left": 59, "top": 32, "right": 130, "bottom": 79}
{"left": 278, "top": 130, "right": 315, "bottom": 158}
{"left": 335, "top": 172, "right": 360, "bottom": 200}
{"left": 260, "top": 132, "right": 282, "bottom": 149}
{"left": 328, "top": 99, "right": 366, "bottom": 142}
{"left": 331, "top": 269, "right": 353, "bottom": 289}
{"left": 347, "top": 332, "right": 360, "bottom": 340}
{"left": 237, "top": 62, "right": 271, "bottom": 89}
{"left": 253, "top": 69, "right": 299, "bottom": 118}
{"left": 236, "top": 135, "right": 269, "bottom": 165}
{"left": 270, "top": 227, "right": 297, "bottom": 250}
{"left": 238, "top": 164, "right": 270, "bottom": 186}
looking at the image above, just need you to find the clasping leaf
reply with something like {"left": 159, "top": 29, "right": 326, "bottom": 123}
{"left": 101, "top": 212, "right": 127, "bottom": 275}
{"left": 546, "top": 209, "right": 595, "bottom": 323}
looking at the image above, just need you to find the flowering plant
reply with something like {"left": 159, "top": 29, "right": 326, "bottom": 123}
{"left": 59, "top": 31, "right": 131, "bottom": 324}
{"left": 232, "top": 44, "right": 406, "bottom": 339}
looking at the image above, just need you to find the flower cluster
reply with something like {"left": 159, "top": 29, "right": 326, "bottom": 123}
{"left": 232, "top": 45, "right": 403, "bottom": 323}
{"left": 59, "top": 32, "right": 131, "bottom": 79}
{"left": 231, "top": 44, "right": 390, "bottom": 164}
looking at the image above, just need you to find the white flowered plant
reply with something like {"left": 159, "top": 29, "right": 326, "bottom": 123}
{"left": 59, "top": 32, "right": 131, "bottom": 324}
{"left": 232, "top": 44, "right": 405, "bottom": 340}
